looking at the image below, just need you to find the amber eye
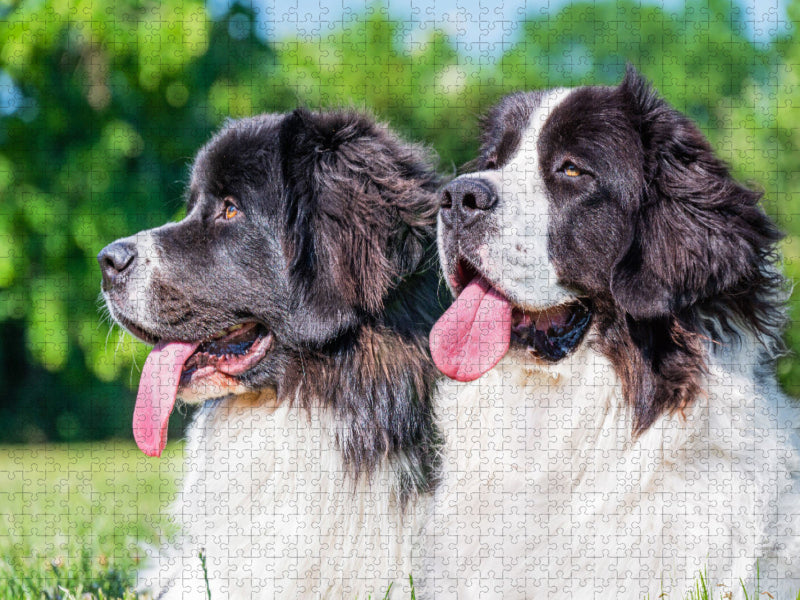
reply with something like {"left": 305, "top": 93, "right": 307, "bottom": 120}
{"left": 223, "top": 199, "right": 239, "bottom": 220}
{"left": 562, "top": 162, "right": 582, "bottom": 178}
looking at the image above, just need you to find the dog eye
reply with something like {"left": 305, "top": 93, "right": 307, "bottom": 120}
{"left": 222, "top": 198, "right": 240, "bottom": 220}
{"left": 560, "top": 162, "right": 582, "bottom": 178}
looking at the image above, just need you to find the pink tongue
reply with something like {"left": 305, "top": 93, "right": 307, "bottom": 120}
{"left": 430, "top": 276, "right": 513, "bottom": 382}
{"left": 134, "top": 341, "right": 198, "bottom": 457}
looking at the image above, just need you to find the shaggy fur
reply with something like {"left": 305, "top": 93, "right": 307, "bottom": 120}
{"left": 421, "top": 67, "right": 800, "bottom": 599}
{"left": 98, "top": 110, "right": 445, "bottom": 598}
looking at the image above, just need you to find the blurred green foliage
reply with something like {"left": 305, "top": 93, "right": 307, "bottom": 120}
{"left": 0, "top": 0, "right": 798, "bottom": 442}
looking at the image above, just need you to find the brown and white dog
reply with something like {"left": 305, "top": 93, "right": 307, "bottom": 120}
{"left": 423, "top": 67, "right": 800, "bottom": 599}
{"left": 98, "top": 110, "right": 446, "bottom": 598}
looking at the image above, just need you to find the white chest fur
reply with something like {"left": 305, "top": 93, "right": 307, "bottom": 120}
{"left": 145, "top": 391, "right": 425, "bottom": 599}
{"left": 422, "top": 338, "right": 800, "bottom": 599}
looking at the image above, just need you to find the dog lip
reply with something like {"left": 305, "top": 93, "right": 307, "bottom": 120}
{"left": 451, "top": 256, "right": 484, "bottom": 294}
{"left": 215, "top": 330, "right": 274, "bottom": 375}
{"left": 510, "top": 300, "right": 592, "bottom": 361}
{"left": 115, "top": 314, "right": 160, "bottom": 346}
{"left": 179, "top": 322, "right": 274, "bottom": 384}
{"left": 451, "top": 256, "right": 515, "bottom": 303}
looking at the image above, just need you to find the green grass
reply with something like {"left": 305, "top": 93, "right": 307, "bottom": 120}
{"left": 1, "top": 444, "right": 797, "bottom": 600}
{"left": 0, "top": 442, "right": 182, "bottom": 599}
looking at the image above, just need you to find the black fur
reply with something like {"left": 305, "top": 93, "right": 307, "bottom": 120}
{"left": 100, "top": 109, "right": 447, "bottom": 493}
{"left": 610, "top": 66, "right": 783, "bottom": 327}
{"left": 606, "top": 66, "right": 785, "bottom": 433}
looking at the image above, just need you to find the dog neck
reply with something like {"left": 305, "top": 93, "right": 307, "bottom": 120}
{"left": 279, "top": 255, "right": 446, "bottom": 501}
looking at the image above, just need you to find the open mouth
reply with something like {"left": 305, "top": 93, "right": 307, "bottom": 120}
{"left": 180, "top": 322, "right": 273, "bottom": 384}
{"left": 510, "top": 302, "right": 591, "bottom": 362}
{"left": 430, "top": 258, "right": 592, "bottom": 381}
{"left": 133, "top": 321, "right": 273, "bottom": 458}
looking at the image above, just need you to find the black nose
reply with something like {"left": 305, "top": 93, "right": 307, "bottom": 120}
{"left": 98, "top": 241, "right": 136, "bottom": 289}
{"left": 440, "top": 178, "right": 498, "bottom": 227}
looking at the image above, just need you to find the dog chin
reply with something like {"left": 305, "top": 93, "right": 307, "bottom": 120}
{"left": 177, "top": 372, "right": 252, "bottom": 405}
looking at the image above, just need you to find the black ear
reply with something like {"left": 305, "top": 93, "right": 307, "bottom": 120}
{"left": 610, "top": 65, "right": 781, "bottom": 321}
{"left": 278, "top": 109, "right": 439, "bottom": 346}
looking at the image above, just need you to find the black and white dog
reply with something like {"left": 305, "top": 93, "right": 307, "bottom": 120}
{"left": 424, "top": 67, "right": 800, "bottom": 599}
{"left": 98, "top": 110, "right": 445, "bottom": 598}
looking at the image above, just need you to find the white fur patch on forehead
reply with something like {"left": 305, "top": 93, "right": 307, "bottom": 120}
{"left": 508, "top": 88, "right": 573, "bottom": 169}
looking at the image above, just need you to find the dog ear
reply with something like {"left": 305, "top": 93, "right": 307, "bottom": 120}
{"left": 279, "top": 109, "right": 439, "bottom": 346}
{"left": 610, "top": 65, "right": 781, "bottom": 321}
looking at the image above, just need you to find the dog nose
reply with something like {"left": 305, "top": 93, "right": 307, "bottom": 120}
{"left": 440, "top": 178, "right": 498, "bottom": 227}
{"left": 98, "top": 241, "right": 137, "bottom": 288}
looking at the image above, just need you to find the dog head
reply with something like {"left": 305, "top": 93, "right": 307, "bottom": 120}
{"left": 430, "top": 66, "right": 783, "bottom": 433}
{"left": 99, "top": 109, "right": 444, "bottom": 463}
